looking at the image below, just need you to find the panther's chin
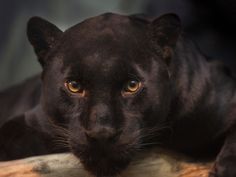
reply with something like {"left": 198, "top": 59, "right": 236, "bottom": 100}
{"left": 80, "top": 154, "right": 131, "bottom": 177}
{"left": 71, "top": 143, "right": 135, "bottom": 177}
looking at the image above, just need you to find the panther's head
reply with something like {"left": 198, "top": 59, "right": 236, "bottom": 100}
{"left": 27, "top": 13, "right": 181, "bottom": 177}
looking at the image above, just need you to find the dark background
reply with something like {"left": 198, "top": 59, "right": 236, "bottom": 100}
{"left": 1, "top": 0, "right": 236, "bottom": 90}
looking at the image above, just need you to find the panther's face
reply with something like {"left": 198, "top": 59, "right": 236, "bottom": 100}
{"left": 27, "top": 13, "right": 181, "bottom": 177}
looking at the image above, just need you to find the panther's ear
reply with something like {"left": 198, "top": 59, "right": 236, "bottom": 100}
{"left": 152, "top": 13, "right": 181, "bottom": 47}
{"left": 151, "top": 14, "right": 181, "bottom": 64}
{"left": 27, "top": 17, "right": 63, "bottom": 67}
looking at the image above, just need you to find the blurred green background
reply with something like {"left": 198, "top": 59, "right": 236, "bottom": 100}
{"left": 1, "top": 0, "right": 236, "bottom": 90}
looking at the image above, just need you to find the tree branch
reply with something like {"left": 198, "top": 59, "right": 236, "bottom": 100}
{"left": 0, "top": 148, "right": 213, "bottom": 177}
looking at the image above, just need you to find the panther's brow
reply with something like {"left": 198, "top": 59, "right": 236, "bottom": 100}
{"left": 134, "top": 59, "right": 158, "bottom": 78}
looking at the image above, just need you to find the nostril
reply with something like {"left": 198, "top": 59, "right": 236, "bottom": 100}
{"left": 85, "top": 131, "right": 96, "bottom": 142}
{"left": 98, "top": 115, "right": 110, "bottom": 125}
{"left": 109, "top": 129, "right": 122, "bottom": 143}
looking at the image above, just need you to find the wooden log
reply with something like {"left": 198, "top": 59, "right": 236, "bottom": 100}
{"left": 0, "top": 148, "right": 213, "bottom": 177}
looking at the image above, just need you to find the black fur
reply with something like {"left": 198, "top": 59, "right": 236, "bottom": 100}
{"left": 0, "top": 13, "right": 236, "bottom": 177}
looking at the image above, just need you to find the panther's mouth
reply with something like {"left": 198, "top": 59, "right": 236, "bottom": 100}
{"left": 69, "top": 124, "right": 142, "bottom": 177}
{"left": 71, "top": 142, "right": 136, "bottom": 177}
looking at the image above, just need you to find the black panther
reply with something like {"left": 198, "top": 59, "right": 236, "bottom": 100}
{"left": 0, "top": 13, "right": 236, "bottom": 177}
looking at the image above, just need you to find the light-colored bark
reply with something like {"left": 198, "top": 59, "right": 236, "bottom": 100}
{"left": 0, "top": 148, "right": 213, "bottom": 177}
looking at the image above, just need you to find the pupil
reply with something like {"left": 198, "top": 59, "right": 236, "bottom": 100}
{"left": 129, "top": 81, "right": 137, "bottom": 88}
{"left": 71, "top": 81, "right": 80, "bottom": 89}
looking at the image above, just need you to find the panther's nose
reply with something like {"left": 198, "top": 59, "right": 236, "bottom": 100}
{"left": 85, "top": 103, "right": 120, "bottom": 142}
{"left": 85, "top": 126, "right": 119, "bottom": 142}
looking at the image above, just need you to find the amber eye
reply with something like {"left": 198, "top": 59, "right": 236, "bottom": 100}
{"left": 122, "top": 80, "right": 142, "bottom": 95}
{"left": 65, "top": 81, "right": 85, "bottom": 96}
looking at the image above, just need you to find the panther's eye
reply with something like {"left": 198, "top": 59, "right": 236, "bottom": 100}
{"left": 122, "top": 79, "right": 142, "bottom": 96}
{"left": 65, "top": 81, "right": 85, "bottom": 96}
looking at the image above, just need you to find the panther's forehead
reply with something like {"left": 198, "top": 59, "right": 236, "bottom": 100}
{"left": 62, "top": 51, "right": 136, "bottom": 84}
{"left": 59, "top": 13, "right": 149, "bottom": 54}
{"left": 64, "top": 13, "right": 142, "bottom": 39}
{"left": 49, "top": 13, "right": 161, "bottom": 84}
